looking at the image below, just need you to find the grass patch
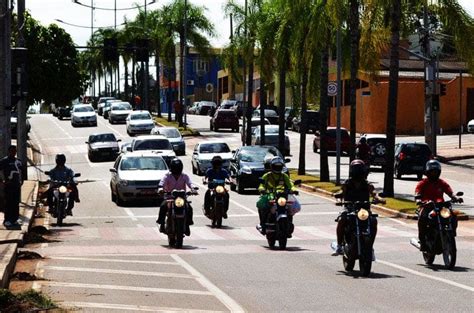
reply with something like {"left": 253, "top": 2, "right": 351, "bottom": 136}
{"left": 0, "top": 289, "right": 58, "bottom": 312}
{"left": 290, "top": 169, "right": 418, "bottom": 214}
{"left": 154, "top": 117, "right": 200, "bottom": 137}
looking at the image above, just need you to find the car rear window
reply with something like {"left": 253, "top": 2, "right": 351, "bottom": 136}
{"left": 157, "top": 128, "right": 180, "bottom": 138}
{"left": 90, "top": 133, "right": 116, "bottom": 143}
{"left": 199, "top": 143, "right": 230, "bottom": 153}
{"left": 120, "top": 156, "right": 167, "bottom": 171}
{"left": 131, "top": 113, "right": 151, "bottom": 120}
{"left": 401, "top": 144, "right": 431, "bottom": 155}
{"left": 239, "top": 147, "right": 280, "bottom": 162}
{"left": 218, "top": 111, "right": 236, "bottom": 117}
{"left": 134, "top": 139, "right": 172, "bottom": 151}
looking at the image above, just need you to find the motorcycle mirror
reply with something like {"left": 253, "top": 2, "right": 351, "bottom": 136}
{"left": 109, "top": 168, "right": 117, "bottom": 173}
{"left": 74, "top": 173, "right": 81, "bottom": 177}
{"left": 284, "top": 158, "right": 291, "bottom": 163}
{"left": 85, "top": 141, "right": 89, "bottom": 144}
{"left": 456, "top": 191, "right": 464, "bottom": 197}
{"left": 44, "top": 171, "right": 51, "bottom": 175}
{"left": 193, "top": 186, "right": 199, "bottom": 191}
{"left": 414, "top": 194, "right": 422, "bottom": 200}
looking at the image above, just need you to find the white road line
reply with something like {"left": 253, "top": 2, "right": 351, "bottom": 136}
{"left": 42, "top": 281, "right": 213, "bottom": 296}
{"left": 378, "top": 259, "right": 474, "bottom": 292}
{"left": 171, "top": 254, "right": 245, "bottom": 313}
{"left": 49, "top": 256, "right": 179, "bottom": 266}
{"left": 60, "top": 302, "right": 223, "bottom": 313}
{"left": 98, "top": 117, "right": 124, "bottom": 137}
{"left": 123, "top": 207, "right": 138, "bottom": 221}
{"left": 50, "top": 118, "right": 73, "bottom": 139}
{"left": 42, "top": 266, "right": 196, "bottom": 279}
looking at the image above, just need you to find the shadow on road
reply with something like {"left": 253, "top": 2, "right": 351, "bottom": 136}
{"left": 418, "top": 264, "right": 472, "bottom": 272}
{"left": 262, "top": 246, "right": 310, "bottom": 252}
{"left": 337, "top": 270, "right": 404, "bottom": 279}
{"left": 205, "top": 225, "right": 236, "bottom": 230}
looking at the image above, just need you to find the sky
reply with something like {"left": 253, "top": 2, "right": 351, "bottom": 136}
{"left": 24, "top": 0, "right": 474, "bottom": 49}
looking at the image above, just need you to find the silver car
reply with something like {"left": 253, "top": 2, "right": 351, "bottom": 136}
{"left": 110, "top": 151, "right": 169, "bottom": 205}
{"left": 109, "top": 102, "right": 132, "bottom": 124}
{"left": 86, "top": 133, "right": 121, "bottom": 161}
{"left": 126, "top": 111, "right": 155, "bottom": 136}
{"left": 150, "top": 126, "right": 185, "bottom": 156}
{"left": 71, "top": 104, "right": 97, "bottom": 127}
{"left": 191, "top": 141, "right": 233, "bottom": 176}
{"left": 251, "top": 125, "right": 290, "bottom": 156}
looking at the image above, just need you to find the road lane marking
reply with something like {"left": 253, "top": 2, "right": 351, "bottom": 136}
{"left": 171, "top": 254, "right": 245, "bottom": 313}
{"left": 49, "top": 256, "right": 180, "bottom": 265}
{"left": 50, "top": 118, "right": 73, "bottom": 139}
{"left": 60, "top": 302, "right": 223, "bottom": 312}
{"left": 378, "top": 259, "right": 474, "bottom": 292}
{"left": 41, "top": 281, "right": 213, "bottom": 295}
{"left": 97, "top": 117, "right": 125, "bottom": 137}
{"left": 123, "top": 207, "right": 138, "bottom": 221}
{"left": 42, "top": 266, "right": 196, "bottom": 279}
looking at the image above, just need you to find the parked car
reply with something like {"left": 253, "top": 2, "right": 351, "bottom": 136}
{"left": 241, "top": 117, "right": 270, "bottom": 142}
{"left": 108, "top": 102, "right": 132, "bottom": 124}
{"left": 126, "top": 111, "right": 155, "bottom": 136}
{"left": 191, "top": 141, "right": 233, "bottom": 175}
{"left": 313, "top": 127, "right": 351, "bottom": 155}
{"left": 86, "top": 133, "right": 121, "bottom": 161}
{"left": 229, "top": 146, "right": 289, "bottom": 194}
{"left": 10, "top": 112, "right": 31, "bottom": 139}
{"left": 57, "top": 106, "right": 71, "bottom": 120}
{"left": 188, "top": 102, "right": 200, "bottom": 114}
{"left": 292, "top": 110, "right": 320, "bottom": 133}
{"left": 103, "top": 99, "right": 121, "bottom": 119}
{"left": 110, "top": 151, "right": 168, "bottom": 205}
{"left": 220, "top": 99, "right": 237, "bottom": 110}
{"left": 97, "top": 97, "right": 116, "bottom": 115}
{"left": 150, "top": 126, "right": 185, "bottom": 155}
{"left": 71, "top": 104, "right": 97, "bottom": 127}
{"left": 210, "top": 109, "right": 239, "bottom": 132}
{"left": 129, "top": 135, "right": 176, "bottom": 165}
{"left": 252, "top": 109, "right": 279, "bottom": 125}
{"left": 360, "top": 133, "right": 387, "bottom": 169}
{"left": 394, "top": 142, "right": 433, "bottom": 180}
{"left": 251, "top": 125, "right": 290, "bottom": 156}
{"left": 468, "top": 119, "right": 474, "bottom": 133}
{"left": 197, "top": 101, "right": 217, "bottom": 115}
{"left": 285, "top": 107, "right": 296, "bottom": 129}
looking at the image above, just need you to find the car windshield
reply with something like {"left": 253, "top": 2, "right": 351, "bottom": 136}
{"left": 134, "top": 139, "right": 172, "bottom": 151}
{"left": 201, "top": 101, "right": 215, "bottom": 107}
{"left": 157, "top": 128, "right": 180, "bottom": 138}
{"left": 265, "top": 127, "right": 279, "bottom": 134}
{"left": 239, "top": 148, "right": 280, "bottom": 162}
{"left": 112, "top": 103, "right": 131, "bottom": 110}
{"left": 264, "top": 110, "right": 277, "bottom": 116}
{"left": 251, "top": 119, "right": 270, "bottom": 126}
{"left": 199, "top": 143, "right": 230, "bottom": 153}
{"left": 74, "top": 106, "right": 94, "bottom": 113}
{"left": 131, "top": 113, "right": 151, "bottom": 120}
{"left": 367, "top": 137, "right": 386, "bottom": 146}
{"left": 402, "top": 144, "right": 431, "bottom": 156}
{"left": 120, "top": 156, "right": 167, "bottom": 171}
{"left": 89, "top": 133, "right": 116, "bottom": 143}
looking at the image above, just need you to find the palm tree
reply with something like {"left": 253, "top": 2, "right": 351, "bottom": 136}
{"left": 348, "top": 0, "right": 360, "bottom": 161}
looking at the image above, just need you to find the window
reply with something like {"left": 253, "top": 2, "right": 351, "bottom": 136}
{"left": 194, "top": 59, "right": 209, "bottom": 75}
{"left": 223, "top": 76, "right": 229, "bottom": 94}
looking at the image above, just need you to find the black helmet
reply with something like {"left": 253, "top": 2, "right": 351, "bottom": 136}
{"left": 169, "top": 158, "right": 183, "bottom": 175}
{"left": 264, "top": 155, "right": 273, "bottom": 171}
{"left": 211, "top": 155, "right": 223, "bottom": 168}
{"left": 425, "top": 160, "right": 441, "bottom": 181}
{"left": 359, "top": 137, "right": 367, "bottom": 144}
{"left": 56, "top": 154, "right": 66, "bottom": 166}
{"left": 349, "top": 159, "right": 367, "bottom": 181}
{"left": 270, "top": 156, "right": 284, "bottom": 174}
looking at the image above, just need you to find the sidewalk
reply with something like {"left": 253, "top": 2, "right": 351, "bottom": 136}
{"left": 0, "top": 180, "right": 38, "bottom": 288}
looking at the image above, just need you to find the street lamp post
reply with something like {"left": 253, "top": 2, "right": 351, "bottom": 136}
{"left": 183, "top": 0, "right": 188, "bottom": 129}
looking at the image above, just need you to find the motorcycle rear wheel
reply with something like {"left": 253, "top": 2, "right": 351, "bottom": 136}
{"left": 267, "top": 234, "right": 276, "bottom": 249}
{"left": 56, "top": 204, "right": 65, "bottom": 226}
{"left": 423, "top": 252, "right": 435, "bottom": 265}
{"left": 175, "top": 219, "right": 184, "bottom": 249}
{"left": 442, "top": 234, "right": 457, "bottom": 269}
{"left": 168, "top": 235, "right": 176, "bottom": 247}
{"left": 343, "top": 255, "right": 355, "bottom": 271}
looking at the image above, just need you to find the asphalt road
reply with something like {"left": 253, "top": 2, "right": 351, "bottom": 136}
{"left": 25, "top": 114, "right": 473, "bottom": 312}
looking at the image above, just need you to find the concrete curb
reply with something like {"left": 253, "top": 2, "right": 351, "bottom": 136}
{"left": 299, "top": 183, "right": 469, "bottom": 220}
{"left": 437, "top": 154, "right": 474, "bottom": 163}
{"left": 0, "top": 243, "right": 18, "bottom": 288}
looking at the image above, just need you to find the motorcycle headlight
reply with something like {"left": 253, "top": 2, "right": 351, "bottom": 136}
{"left": 59, "top": 186, "right": 68, "bottom": 194}
{"left": 174, "top": 197, "right": 185, "bottom": 208}
{"left": 357, "top": 209, "right": 369, "bottom": 221}
{"left": 216, "top": 185, "right": 225, "bottom": 194}
{"left": 440, "top": 207, "right": 451, "bottom": 218}
{"left": 277, "top": 197, "right": 287, "bottom": 207}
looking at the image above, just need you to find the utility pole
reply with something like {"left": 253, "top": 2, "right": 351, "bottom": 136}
{"left": 17, "top": 0, "right": 28, "bottom": 180}
{"left": 241, "top": 0, "right": 248, "bottom": 146}
{"left": 336, "top": 26, "right": 342, "bottom": 185}
{"left": 143, "top": 0, "right": 149, "bottom": 112}
{"left": 183, "top": 0, "right": 188, "bottom": 129}
{"left": 0, "top": 0, "right": 12, "bottom": 157}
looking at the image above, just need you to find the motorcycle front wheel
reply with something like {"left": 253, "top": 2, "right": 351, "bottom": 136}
{"left": 278, "top": 219, "right": 288, "bottom": 250}
{"left": 423, "top": 252, "right": 435, "bottom": 265}
{"left": 56, "top": 203, "right": 65, "bottom": 226}
{"left": 359, "top": 237, "right": 373, "bottom": 277}
{"left": 175, "top": 219, "right": 184, "bottom": 249}
{"left": 442, "top": 232, "right": 457, "bottom": 269}
{"left": 343, "top": 255, "right": 355, "bottom": 271}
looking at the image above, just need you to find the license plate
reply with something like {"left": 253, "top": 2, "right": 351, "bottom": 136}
{"left": 413, "top": 166, "right": 423, "bottom": 171}
{"left": 140, "top": 190, "right": 156, "bottom": 195}
{"left": 101, "top": 152, "right": 110, "bottom": 156}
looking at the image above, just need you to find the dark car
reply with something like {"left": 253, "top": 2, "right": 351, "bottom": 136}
{"left": 361, "top": 134, "right": 387, "bottom": 169}
{"left": 252, "top": 109, "right": 279, "bottom": 125}
{"left": 292, "top": 110, "right": 320, "bottom": 133}
{"left": 229, "top": 146, "right": 289, "bottom": 194}
{"left": 394, "top": 142, "right": 433, "bottom": 180}
{"left": 210, "top": 109, "right": 239, "bottom": 132}
{"left": 57, "top": 107, "right": 71, "bottom": 120}
{"left": 241, "top": 117, "right": 270, "bottom": 142}
{"left": 313, "top": 127, "right": 351, "bottom": 155}
{"left": 197, "top": 101, "right": 217, "bottom": 115}
{"left": 285, "top": 107, "right": 296, "bottom": 129}
{"left": 86, "top": 133, "right": 121, "bottom": 161}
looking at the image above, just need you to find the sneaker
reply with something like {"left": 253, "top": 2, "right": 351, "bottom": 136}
{"left": 75, "top": 198, "right": 81, "bottom": 203}
{"left": 256, "top": 224, "right": 265, "bottom": 236}
{"left": 287, "top": 233, "right": 292, "bottom": 239}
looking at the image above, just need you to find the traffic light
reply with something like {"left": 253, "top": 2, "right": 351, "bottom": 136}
{"left": 135, "top": 38, "right": 150, "bottom": 62}
{"left": 439, "top": 83, "right": 447, "bottom": 96}
{"left": 104, "top": 38, "right": 119, "bottom": 63}
{"left": 432, "top": 94, "right": 440, "bottom": 112}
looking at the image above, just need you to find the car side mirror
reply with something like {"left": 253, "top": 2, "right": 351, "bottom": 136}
{"left": 85, "top": 141, "right": 89, "bottom": 144}
{"left": 456, "top": 191, "right": 464, "bottom": 197}
{"left": 284, "top": 158, "right": 291, "bottom": 163}
{"left": 74, "top": 173, "right": 81, "bottom": 177}
{"left": 117, "top": 139, "right": 122, "bottom": 142}
{"left": 109, "top": 168, "right": 117, "bottom": 173}
{"left": 231, "top": 150, "right": 236, "bottom": 154}
{"left": 44, "top": 171, "right": 51, "bottom": 175}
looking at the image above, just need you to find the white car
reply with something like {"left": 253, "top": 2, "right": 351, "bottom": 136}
{"left": 129, "top": 135, "right": 176, "bottom": 165}
{"left": 97, "top": 97, "right": 116, "bottom": 115}
{"left": 126, "top": 111, "right": 155, "bottom": 136}
{"left": 191, "top": 141, "right": 233, "bottom": 175}
{"left": 468, "top": 119, "right": 474, "bottom": 133}
{"left": 71, "top": 104, "right": 97, "bottom": 127}
{"left": 109, "top": 102, "right": 132, "bottom": 124}
{"left": 150, "top": 126, "right": 186, "bottom": 156}
{"left": 110, "top": 151, "right": 169, "bottom": 205}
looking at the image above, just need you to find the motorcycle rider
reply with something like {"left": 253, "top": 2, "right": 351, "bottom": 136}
{"left": 257, "top": 156, "right": 299, "bottom": 237}
{"left": 356, "top": 137, "right": 371, "bottom": 168}
{"left": 415, "top": 160, "right": 460, "bottom": 251}
{"left": 157, "top": 158, "right": 197, "bottom": 235}
{"left": 334, "top": 159, "right": 381, "bottom": 255}
{"left": 203, "top": 156, "right": 230, "bottom": 218}
{"left": 46, "top": 154, "right": 80, "bottom": 216}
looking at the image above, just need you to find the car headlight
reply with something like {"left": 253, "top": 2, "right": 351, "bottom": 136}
{"left": 277, "top": 197, "right": 287, "bottom": 206}
{"left": 216, "top": 185, "right": 225, "bottom": 194}
{"left": 440, "top": 207, "right": 451, "bottom": 218}
{"left": 175, "top": 197, "right": 185, "bottom": 207}
{"left": 241, "top": 166, "right": 252, "bottom": 174}
{"left": 119, "top": 180, "right": 129, "bottom": 186}
{"left": 59, "top": 186, "right": 68, "bottom": 194}
{"left": 357, "top": 209, "right": 369, "bottom": 221}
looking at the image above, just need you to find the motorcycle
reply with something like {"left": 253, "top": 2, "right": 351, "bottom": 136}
{"left": 164, "top": 187, "right": 198, "bottom": 249}
{"left": 204, "top": 179, "right": 229, "bottom": 228}
{"left": 410, "top": 191, "right": 463, "bottom": 269}
{"left": 332, "top": 198, "right": 379, "bottom": 277}
{"left": 45, "top": 171, "right": 81, "bottom": 226}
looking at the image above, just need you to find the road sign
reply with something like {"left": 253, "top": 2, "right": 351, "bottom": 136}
{"left": 206, "top": 83, "right": 214, "bottom": 93}
{"left": 328, "top": 81, "right": 337, "bottom": 96}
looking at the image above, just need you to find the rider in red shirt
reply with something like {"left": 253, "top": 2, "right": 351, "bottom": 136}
{"left": 415, "top": 160, "right": 460, "bottom": 251}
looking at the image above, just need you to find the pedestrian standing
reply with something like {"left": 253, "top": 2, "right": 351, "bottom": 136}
{"left": 0, "top": 145, "right": 23, "bottom": 227}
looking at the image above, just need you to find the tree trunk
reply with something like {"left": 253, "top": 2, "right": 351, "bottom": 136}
{"left": 245, "top": 56, "right": 254, "bottom": 146}
{"left": 319, "top": 29, "right": 330, "bottom": 182}
{"left": 104, "top": 69, "right": 107, "bottom": 96}
{"left": 278, "top": 67, "right": 286, "bottom": 154}
{"left": 349, "top": 0, "right": 360, "bottom": 161}
{"left": 98, "top": 72, "right": 101, "bottom": 97}
{"left": 124, "top": 60, "right": 129, "bottom": 101}
{"left": 156, "top": 56, "right": 162, "bottom": 117}
{"left": 298, "top": 66, "right": 308, "bottom": 175}
{"left": 259, "top": 78, "right": 266, "bottom": 146}
{"left": 179, "top": 34, "right": 185, "bottom": 127}
{"left": 383, "top": 0, "right": 401, "bottom": 197}
{"left": 131, "top": 59, "right": 136, "bottom": 101}
{"left": 168, "top": 65, "right": 173, "bottom": 122}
